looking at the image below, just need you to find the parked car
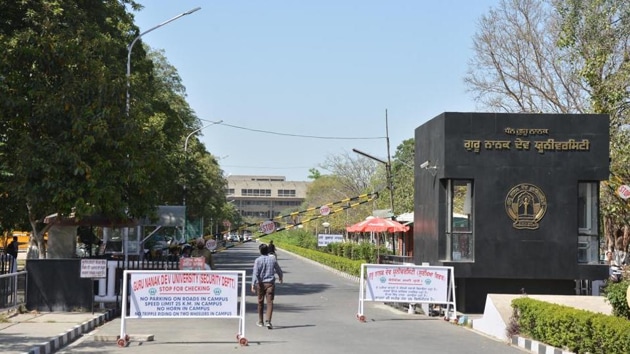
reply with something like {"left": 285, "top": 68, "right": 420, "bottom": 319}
{"left": 228, "top": 234, "right": 240, "bottom": 242}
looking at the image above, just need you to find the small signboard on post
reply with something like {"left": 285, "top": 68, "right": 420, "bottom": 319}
{"left": 80, "top": 259, "right": 107, "bottom": 315}
{"left": 179, "top": 257, "right": 206, "bottom": 270}
{"left": 318, "top": 234, "right": 344, "bottom": 247}
{"left": 80, "top": 259, "right": 107, "bottom": 279}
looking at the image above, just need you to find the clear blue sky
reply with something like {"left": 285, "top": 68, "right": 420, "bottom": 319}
{"left": 131, "top": 0, "right": 499, "bottom": 181}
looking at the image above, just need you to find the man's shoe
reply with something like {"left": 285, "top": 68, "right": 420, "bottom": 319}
{"left": 265, "top": 321, "right": 273, "bottom": 329}
{"left": 256, "top": 321, "right": 264, "bottom": 327}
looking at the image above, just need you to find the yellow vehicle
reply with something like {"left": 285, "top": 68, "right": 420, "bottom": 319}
{"left": 1, "top": 231, "right": 47, "bottom": 252}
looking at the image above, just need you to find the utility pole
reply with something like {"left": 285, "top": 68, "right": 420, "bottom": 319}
{"left": 385, "top": 109, "right": 395, "bottom": 218}
{"left": 352, "top": 109, "right": 398, "bottom": 255}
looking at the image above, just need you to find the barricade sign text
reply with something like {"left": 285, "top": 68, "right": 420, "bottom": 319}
{"left": 129, "top": 271, "right": 238, "bottom": 318}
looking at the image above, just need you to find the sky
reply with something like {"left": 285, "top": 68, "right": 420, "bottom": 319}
{"left": 131, "top": 0, "right": 500, "bottom": 181}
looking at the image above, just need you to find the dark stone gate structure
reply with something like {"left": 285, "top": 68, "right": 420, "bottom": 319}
{"left": 414, "top": 112, "right": 609, "bottom": 313}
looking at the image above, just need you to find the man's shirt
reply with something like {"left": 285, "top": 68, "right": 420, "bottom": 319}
{"left": 252, "top": 255, "right": 282, "bottom": 286}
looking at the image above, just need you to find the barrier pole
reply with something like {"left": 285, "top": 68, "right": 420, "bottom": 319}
{"left": 119, "top": 270, "right": 129, "bottom": 346}
{"left": 357, "top": 264, "right": 366, "bottom": 322}
{"left": 237, "top": 271, "right": 247, "bottom": 341}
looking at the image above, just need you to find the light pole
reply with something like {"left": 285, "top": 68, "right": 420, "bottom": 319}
{"left": 352, "top": 110, "right": 395, "bottom": 214}
{"left": 183, "top": 120, "right": 223, "bottom": 240}
{"left": 184, "top": 120, "right": 223, "bottom": 158}
{"left": 352, "top": 148, "right": 395, "bottom": 217}
{"left": 126, "top": 7, "right": 201, "bottom": 118}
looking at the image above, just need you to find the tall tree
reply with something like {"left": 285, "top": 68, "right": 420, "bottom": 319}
{"left": 0, "top": 0, "right": 146, "bottom": 256}
{"left": 553, "top": 0, "right": 630, "bottom": 250}
{"left": 466, "top": 0, "right": 630, "bottom": 251}
{"left": 319, "top": 151, "right": 380, "bottom": 197}
{"left": 0, "top": 0, "right": 221, "bottom": 256}
{"left": 302, "top": 174, "right": 372, "bottom": 233}
{"left": 465, "top": 0, "right": 588, "bottom": 113}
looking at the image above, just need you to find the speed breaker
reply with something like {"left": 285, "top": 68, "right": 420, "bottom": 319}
{"left": 118, "top": 269, "right": 249, "bottom": 347}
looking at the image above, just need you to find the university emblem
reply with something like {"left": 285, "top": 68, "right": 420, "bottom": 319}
{"left": 505, "top": 183, "right": 547, "bottom": 230}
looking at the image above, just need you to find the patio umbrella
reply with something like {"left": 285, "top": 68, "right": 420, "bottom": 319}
{"left": 346, "top": 217, "right": 409, "bottom": 233}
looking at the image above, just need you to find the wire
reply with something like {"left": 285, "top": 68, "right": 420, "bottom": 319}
{"left": 200, "top": 119, "right": 385, "bottom": 140}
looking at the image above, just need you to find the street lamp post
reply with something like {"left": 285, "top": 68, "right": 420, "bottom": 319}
{"left": 182, "top": 120, "right": 223, "bottom": 239}
{"left": 184, "top": 120, "right": 223, "bottom": 159}
{"left": 126, "top": 7, "right": 201, "bottom": 118}
{"left": 352, "top": 110, "right": 399, "bottom": 255}
{"left": 352, "top": 148, "right": 395, "bottom": 217}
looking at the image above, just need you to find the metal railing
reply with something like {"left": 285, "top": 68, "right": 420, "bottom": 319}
{"left": 0, "top": 271, "right": 27, "bottom": 310}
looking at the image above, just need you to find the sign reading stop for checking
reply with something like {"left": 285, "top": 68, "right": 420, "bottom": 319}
{"left": 320, "top": 205, "right": 331, "bottom": 216}
{"left": 618, "top": 185, "right": 630, "bottom": 200}
{"left": 260, "top": 220, "right": 276, "bottom": 234}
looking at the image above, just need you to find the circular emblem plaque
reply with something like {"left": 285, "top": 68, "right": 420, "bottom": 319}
{"left": 505, "top": 183, "right": 547, "bottom": 230}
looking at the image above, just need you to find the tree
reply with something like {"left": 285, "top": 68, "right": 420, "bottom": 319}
{"left": 391, "top": 138, "right": 415, "bottom": 214}
{"left": 319, "top": 151, "right": 381, "bottom": 197}
{"left": 304, "top": 152, "right": 383, "bottom": 230}
{"left": 307, "top": 168, "right": 322, "bottom": 180}
{"left": 465, "top": 0, "right": 589, "bottom": 114}
{"left": 466, "top": 0, "right": 630, "bottom": 252}
{"left": 143, "top": 48, "right": 227, "bottom": 236}
{"left": 0, "top": 0, "right": 155, "bottom": 257}
{"left": 553, "top": 0, "right": 630, "bottom": 252}
{"left": 302, "top": 174, "right": 372, "bottom": 234}
{"left": 0, "top": 0, "right": 227, "bottom": 257}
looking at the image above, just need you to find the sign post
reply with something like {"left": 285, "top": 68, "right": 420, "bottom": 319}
{"left": 80, "top": 259, "right": 107, "bottom": 314}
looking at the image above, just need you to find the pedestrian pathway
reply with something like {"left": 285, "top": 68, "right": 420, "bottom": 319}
{"left": 0, "top": 309, "right": 116, "bottom": 354}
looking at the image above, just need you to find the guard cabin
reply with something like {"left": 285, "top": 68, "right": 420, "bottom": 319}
{"left": 413, "top": 112, "right": 609, "bottom": 313}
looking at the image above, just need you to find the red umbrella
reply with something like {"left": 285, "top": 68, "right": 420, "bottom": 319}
{"left": 346, "top": 217, "right": 409, "bottom": 233}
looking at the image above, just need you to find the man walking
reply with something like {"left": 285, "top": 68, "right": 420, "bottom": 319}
{"left": 251, "top": 243, "right": 283, "bottom": 329}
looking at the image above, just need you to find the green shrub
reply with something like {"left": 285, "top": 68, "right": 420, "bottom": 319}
{"left": 343, "top": 243, "right": 353, "bottom": 259}
{"left": 603, "top": 280, "right": 630, "bottom": 320}
{"left": 512, "top": 297, "right": 630, "bottom": 354}
{"left": 276, "top": 242, "right": 362, "bottom": 276}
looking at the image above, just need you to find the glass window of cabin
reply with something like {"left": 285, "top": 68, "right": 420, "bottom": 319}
{"left": 577, "top": 182, "right": 599, "bottom": 264}
{"left": 446, "top": 180, "right": 474, "bottom": 261}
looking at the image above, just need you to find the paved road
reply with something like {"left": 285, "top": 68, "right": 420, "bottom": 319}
{"left": 58, "top": 241, "right": 527, "bottom": 354}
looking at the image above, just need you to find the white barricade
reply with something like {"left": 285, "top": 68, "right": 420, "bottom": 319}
{"left": 357, "top": 263, "right": 457, "bottom": 322}
{"left": 119, "top": 269, "right": 248, "bottom": 346}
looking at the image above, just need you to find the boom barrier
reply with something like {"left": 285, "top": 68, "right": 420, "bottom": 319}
{"left": 230, "top": 191, "right": 380, "bottom": 238}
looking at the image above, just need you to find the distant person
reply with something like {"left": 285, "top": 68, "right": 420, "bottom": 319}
{"left": 251, "top": 243, "right": 283, "bottom": 329}
{"left": 77, "top": 226, "right": 102, "bottom": 256}
{"left": 7, "top": 236, "right": 18, "bottom": 260}
{"left": 268, "top": 240, "right": 276, "bottom": 255}
{"left": 181, "top": 244, "right": 193, "bottom": 258}
{"left": 191, "top": 237, "right": 215, "bottom": 270}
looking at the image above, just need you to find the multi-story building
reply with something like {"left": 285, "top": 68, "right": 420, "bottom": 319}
{"left": 225, "top": 175, "right": 310, "bottom": 220}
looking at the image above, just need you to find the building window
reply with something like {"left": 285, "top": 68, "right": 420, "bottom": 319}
{"left": 578, "top": 182, "right": 599, "bottom": 264}
{"left": 446, "top": 180, "right": 474, "bottom": 261}
{"left": 278, "top": 189, "right": 296, "bottom": 197}
{"left": 241, "top": 189, "right": 272, "bottom": 197}
{"left": 225, "top": 188, "right": 235, "bottom": 196}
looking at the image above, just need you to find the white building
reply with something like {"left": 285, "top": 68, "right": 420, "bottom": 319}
{"left": 226, "top": 175, "right": 310, "bottom": 219}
